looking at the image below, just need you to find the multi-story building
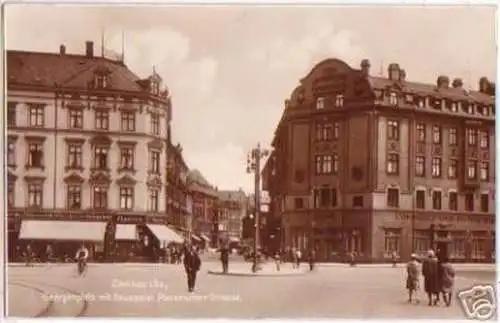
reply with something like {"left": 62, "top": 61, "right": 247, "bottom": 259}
{"left": 216, "top": 189, "right": 248, "bottom": 245}
{"left": 6, "top": 41, "right": 183, "bottom": 262}
{"left": 166, "top": 142, "right": 189, "bottom": 232}
{"left": 187, "top": 169, "right": 217, "bottom": 247}
{"left": 264, "top": 58, "right": 495, "bottom": 263}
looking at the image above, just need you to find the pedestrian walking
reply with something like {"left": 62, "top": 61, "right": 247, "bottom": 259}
{"left": 24, "top": 244, "right": 33, "bottom": 267}
{"left": 274, "top": 252, "right": 281, "bottom": 272}
{"left": 391, "top": 251, "right": 398, "bottom": 267}
{"left": 45, "top": 244, "right": 54, "bottom": 263}
{"left": 183, "top": 245, "right": 201, "bottom": 293}
{"left": 308, "top": 249, "right": 316, "bottom": 271}
{"left": 439, "top": 256, "right": 455, "bottom": 306}
{"left": 422, "top": 249, "right": 440, "bottom": 306}
{"left": 295, "top": 249, "right": 302, "bottom": 269}
{"left": 349, "top": 251, "right": 356, "bottom": 266}
{"left": 406, "top": 253, "right": 420, "bottom": 303}
{"left": 220, "top": 247, "right": 229, "bottom": 274}
{"left": 291, "top": 248, "right": 297, "bottom": 269}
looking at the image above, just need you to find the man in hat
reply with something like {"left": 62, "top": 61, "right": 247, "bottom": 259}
{"left": 422, "top": 249, "right": 439, "bottom": 306}
{"left": 406, "top": 253, "right": 420, "bottom": 303}
{"left": 183, "top": 244, "right": 201, "bottom": 292}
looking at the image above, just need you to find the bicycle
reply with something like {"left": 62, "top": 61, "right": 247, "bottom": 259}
{"left": 75, "top": 257, "right": 87, "bottom": 276}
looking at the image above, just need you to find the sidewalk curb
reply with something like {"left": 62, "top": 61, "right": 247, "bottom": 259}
{"left": 206, "top": 270, "right": 307, "bottom": 277}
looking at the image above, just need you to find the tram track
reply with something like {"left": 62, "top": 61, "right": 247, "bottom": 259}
{"left": 8, "top": 280, "right": 89, "bottom": 317}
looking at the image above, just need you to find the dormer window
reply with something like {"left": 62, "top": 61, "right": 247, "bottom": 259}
{"left": 151, "top": 81, "right": 160, "bottom": 96}
{"left": 316, "top": 97, "right": 325, "bottom": 110}
{"left": 418, "top": 98, "right": 424, "bottom": 108}
{"left": 450, "top": 102, "right": 457, "bottom": 112}
{"left": 405, "top": 94, "right": 413, "bottom": 103}
{"left": 94, "top": 74, "right": 108, "bottom": 89}
{"left": 480, "top": 105, "right": 489, "bottom": 116}
{"left": 441, "top": 99, "right": 446, "bottom": 110}
{"left": 468, "top": 103, "right": 474, "bottom": 114}
{"left": 433, "top": 99, "right": 441, "bottom": 110}
{"left": 424, "top": 97, "right": 430, "bottom": 108}
{"left": 389, "top": 92, "right": 398, "bottom": 105}
{"left": 335, "top": 94, "right": 344, "bottom": 108}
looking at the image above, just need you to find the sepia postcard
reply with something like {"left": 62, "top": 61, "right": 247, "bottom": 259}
{"left": 2, "top": 2, "right": 497, "bottom": 320}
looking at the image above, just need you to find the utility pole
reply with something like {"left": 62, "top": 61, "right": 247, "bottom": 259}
{"left": 246, "top": 143, "right": 269, "bottom": 273}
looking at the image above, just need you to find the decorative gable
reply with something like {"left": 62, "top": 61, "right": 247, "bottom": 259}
{"left": 90, "top": 134, "right": 112, "bottom": 146}
{"left": 64, "top": 173, "right": 85, "bottom": 184}
{"left": 90, "top": 172, "right": 110, "bottom": 185}
{"left": 147, "top": 176, "right": 163, "bottom": 188}
{"left": 116, "top": 175, "right": 137, "bottom": 186}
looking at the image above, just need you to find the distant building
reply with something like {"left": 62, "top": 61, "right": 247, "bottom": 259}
{"left": 264, "top": 58, "right": 495, "bottom": 262}
{"left": 166, "top": 142, "right": 190, "bottom": 233}
{"left": 187, "top": 169, "right": 218, "bottom": 247}
{"left": 6, "top": 41, "right": 184, "bottom": 262}
{"left": 217, "top": 189, "right": 248, "bottom": 245}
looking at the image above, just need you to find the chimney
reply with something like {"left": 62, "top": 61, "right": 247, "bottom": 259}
{"left": 452, "top": 78, "right": 463, "bottom": 88}
{"left": 360, "top": 59, "right": 371, "bottom": 76}
{"left": 399, "top": 69, "right": 406, "bottom": 82}
{"left": 59, "top": 45, "right": 66, "bottom": 55}
{"left": 437, "top": 75, "right": 450, "bottom": 89}
{"left": 85, "top": 41, "right": 94, "bottom": 58}
{"left": 387, "top": 63, "right": 400, "bottom": 81}
{"left": 479, "top": 77, "right": 490, "bottom": 93}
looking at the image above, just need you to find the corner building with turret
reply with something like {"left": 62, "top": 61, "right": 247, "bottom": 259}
{"left": 263, "top": 58, "right": 495, "bottom": 263}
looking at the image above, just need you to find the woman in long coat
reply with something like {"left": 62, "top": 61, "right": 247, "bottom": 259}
{"left": 422, "top": 250, "right": 440, "bottom": 306}
{"left": 440, "top": 256, "right": 455, "bottom": 306}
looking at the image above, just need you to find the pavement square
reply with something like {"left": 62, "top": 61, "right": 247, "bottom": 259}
{"left": 6, "top": 261, "right": 497, "bottom": 319}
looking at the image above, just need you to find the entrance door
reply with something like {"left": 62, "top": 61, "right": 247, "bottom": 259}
{"left": 437, "top": 241, "right": 449, "bottom": 260}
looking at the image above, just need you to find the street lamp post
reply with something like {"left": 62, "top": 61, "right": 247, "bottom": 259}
{"left": 246, "top": 143, "right": 269, "bottom": 273}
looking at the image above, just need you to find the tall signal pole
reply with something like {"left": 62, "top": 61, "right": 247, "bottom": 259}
{"left": 246, "top": 143, "right": 269, "bottom": 273}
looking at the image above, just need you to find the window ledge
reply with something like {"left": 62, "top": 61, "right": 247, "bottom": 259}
{"left": 90, "top": 167, "right": 111, "bottom": 172}
{"left": 65, "top": 166, "right": 84, "bottom": 172}
{"left": 118, "top": 168, "right": 137, "bottom": 174}
{"left": 25, "top": 165, "right": 45, "bottom": 171}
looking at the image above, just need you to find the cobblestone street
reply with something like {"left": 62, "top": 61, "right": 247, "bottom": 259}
{"left": 8, "top": 261, "right": 496, "bottom": 318}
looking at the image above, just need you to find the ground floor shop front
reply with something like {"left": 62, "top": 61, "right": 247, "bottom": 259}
{"left": 281, "top": 209, "right": 495, "bottom": 263}
{"left": 7, "top": 211, "right": 185, "bottom": 263}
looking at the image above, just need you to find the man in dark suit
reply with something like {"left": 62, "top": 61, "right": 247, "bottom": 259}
{"left": 183, "top": 245, "right": 201, "bottom": 292}
{"left": 220, "top": 246, "right": 229, "bottom": 273}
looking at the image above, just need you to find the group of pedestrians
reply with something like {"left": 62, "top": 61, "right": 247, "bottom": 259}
{"left": 406, "top": 250, "right": 456, "bottom": 306}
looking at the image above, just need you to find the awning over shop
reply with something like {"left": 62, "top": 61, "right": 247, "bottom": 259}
{"left": 147, "top": 224, "right": 184, "bottom": 244}
{"left": 19, "top": 220, "right": 107, "bottom": 242}
{"left": 115, "top": 224, "right": 137, "bottom": 241}
{"left": 191, "top": 234, "right": 202, "bottom": 242}
{"left": 201, "top": 234, "right": 211, "bottom": 242}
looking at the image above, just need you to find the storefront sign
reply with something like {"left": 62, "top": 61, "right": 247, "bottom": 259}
{"left": 116, "top": 215, "right": 145, "bottom": 224}
{"left": 24, "top": 212, "right": 112, "bottom": 222}
{"left": 395, "top": 212, "right": 494, "bottom": 226}
{"left": 148, "top": 216, "right": 168, "bottom": 225}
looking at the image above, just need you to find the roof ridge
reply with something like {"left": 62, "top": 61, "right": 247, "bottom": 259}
{"left": 7, "top": 49, "right": 126, "bottom": 67}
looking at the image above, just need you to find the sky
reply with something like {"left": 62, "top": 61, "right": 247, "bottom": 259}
{"left": 5, "top": 4, "right": 497, "bottom": 193}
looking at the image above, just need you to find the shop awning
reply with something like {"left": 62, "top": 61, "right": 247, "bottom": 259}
{"left": 115, "top": 224, "right": 137, "bottom": 240}
{"left": 201, "top": 234, "right": 211, "bottom": 242}
{"left": 19, "top": 220, "right": 107, "bottom": 242}
{"left": 191, "top": 234, "right": 202, "bottom": 242}
{"left": 147, "top": 224, "right": 184, "bottom": 244}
